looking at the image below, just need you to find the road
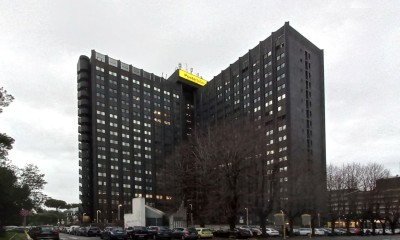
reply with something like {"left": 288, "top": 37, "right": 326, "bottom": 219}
{"left": 59, "top": 233, "right": 400, "bottom": 240}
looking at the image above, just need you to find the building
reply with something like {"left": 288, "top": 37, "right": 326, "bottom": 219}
{"left": 77, "top": 22, "right": 326, "bottom": 224}
{"left": 328, "top": 177, "right": 400, "bottom": 229}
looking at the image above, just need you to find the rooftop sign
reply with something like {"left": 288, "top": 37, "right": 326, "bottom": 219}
{"left": 178, "top": 69, "right": 207, "bottom": 86}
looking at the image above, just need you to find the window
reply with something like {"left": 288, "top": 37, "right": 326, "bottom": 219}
{"left": 96, "top": 66, "right": 104, "bottom": 72}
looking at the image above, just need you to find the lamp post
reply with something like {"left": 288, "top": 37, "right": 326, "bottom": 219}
{"left": 281, "top": 210, "right": 286, "bottom": 240}
{"left": 82, "top": 213, "right": 86, "bottom": 223}
{"left": 245, "top": 208, "right": 249, "bottom": 226}
{"left": 96, "top": 210, "right": 101, "bottom": 223}
{"left": 318, "top": 213, "right": 320, "bottom": 228}
{"left": 118, "top": 204, "right": 123, "bottom": 221}
{"left": 189, "top": 204, "right": 193, "bottom": 226}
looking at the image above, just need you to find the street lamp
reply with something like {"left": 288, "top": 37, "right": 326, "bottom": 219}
{"left": 118, "top": 204, "right": 123, "bottom": 221}
{"left": 96, "top": 210, "right": 101, "bottom": 223}
{"left": 189, "top": 204, "right": 193, "bottom": 226}
{"left": 245, "top": 208, "right": 249, "bottom": 226}
{"left": 281, "top": 210, "right": 286, "bottom": 240}
{"left": 82, "top": 213, "right": 86, "bottom": 223}
{"left": 318, "top": 213, "right": 320, "bottom": 228}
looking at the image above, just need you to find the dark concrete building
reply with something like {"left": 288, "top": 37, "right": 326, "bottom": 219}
{"left": 77, "top": 22, "right": 326, "bottom": 223}
{"left": 328, "top": 177, "right": 400, "bottom": 229}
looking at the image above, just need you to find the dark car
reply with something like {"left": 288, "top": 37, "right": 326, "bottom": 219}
{"left": 127, "top": 226, "right": 149, "bottom": 239}
{"left": 77, "top": 227, "right": 87, "bottom": 236}
{"left": 103, "top": 227, "right": 128, "bottom": 240}
{"left": 147, "top": 226, "right": 172, "bottom": 240}
{"left": 212, "top": 229, "right": 230, "bottom": 238}
{"left": 29, "top": 226, "right": 59, "bottom": 240}
{"left": 171, "top": 227, "right": 199, "bottom": 240}
{"left": 231, "top": 228, "right": 252, "bottom": 239}
{"left": 101, "top": 227, "right": 114, "bottom": 239}
{"left": 86, "top": 226, "right": 102, "bottom": 237}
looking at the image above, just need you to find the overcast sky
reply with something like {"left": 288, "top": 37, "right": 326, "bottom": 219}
{"left": 1, "top": 1, "right": 399, "bottom": 204}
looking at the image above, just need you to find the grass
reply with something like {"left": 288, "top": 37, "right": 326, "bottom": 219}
{"left": 0, "top": 231, "right": 28, "bottom": 240}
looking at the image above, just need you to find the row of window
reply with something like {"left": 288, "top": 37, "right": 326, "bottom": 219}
{"left": 96, "top": 74, "right": 181, "bottom": 100}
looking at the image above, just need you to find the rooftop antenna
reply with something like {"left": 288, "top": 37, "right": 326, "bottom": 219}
{"left": 185, "top": 63, "right": 188, "bottom": 71}
{"left": 190, "top": 68, "right": 193, "bottom": 73}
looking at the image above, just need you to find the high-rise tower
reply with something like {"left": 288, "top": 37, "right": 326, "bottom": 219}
{"left": 77, "top": 22, "right": 326, "bottom": 223}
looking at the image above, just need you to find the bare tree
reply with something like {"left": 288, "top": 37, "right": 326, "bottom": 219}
{"left": 159, "top": 120, "right": 261, "bottom": 229}
{"left": 358, "top": 163, "right": 390, "bottom": 234}
{"left": 327, "top": 162, "right": 391, "bottom": 235}
{"left": 359, "top": 163, "right": 390, "bottom": 191}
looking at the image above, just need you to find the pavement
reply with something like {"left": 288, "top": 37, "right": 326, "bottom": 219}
{"left": 252, "top": 236, "right": 400, "bottom": 240}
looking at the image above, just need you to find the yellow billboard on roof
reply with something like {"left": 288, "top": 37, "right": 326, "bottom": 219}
{"left": 178, "top": 69, "right": 207, "bottom": 86}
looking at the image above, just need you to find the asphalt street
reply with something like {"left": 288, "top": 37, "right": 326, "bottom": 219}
{"left": 58, "top": 233, "right": 400, "bottom": 240}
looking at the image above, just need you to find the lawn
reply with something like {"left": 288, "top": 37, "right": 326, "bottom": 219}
{"left": 0, "top": 231, "right": 28, "bottom": 240}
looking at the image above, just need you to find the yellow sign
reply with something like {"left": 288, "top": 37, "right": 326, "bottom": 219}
{"left": 178, "top": 70, "right": 207, "bottom": 86}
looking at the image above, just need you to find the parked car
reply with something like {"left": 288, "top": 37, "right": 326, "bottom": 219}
{"left": 102, "top": 227, "right": 128, "bottom": 240}
{"left": 320, "top": 228, "right": 335, "bottom": 236}
{"left": 100, "top": 227, "right": 114, "bottom": 239}
{"left": 239, "top": 227, "right": 261, "bottom": 237}
{"left": 297, "top": 228, "right": 311, "bottom": 236}
{"left": 3, "top": 226, "right": 19, "bottom": 232}
{"left": 77, "top": 227, "right": 87, "bottom": 236}
{"left": 29, "top": 226, "right": 59, "bottom": 240}
{"left": 147, "top": 226, "right": 172, "bottom": 240}
{"left": 196, "top": 228, "right": 213, "bottom": 239}
{"left": 349, "top": 228, "right": 361, "bottom": 235}
{"left": 314, "top": 228, "right": 325, "bottom": 236}
{"left": 384, "top": 228, "right": 400, "bottom": 234}
{"left": 171, "top": 227, "right": 199, "bottom": 240}
{"left": 126, "top": 226, "right": 149, "bottom": 239}
{"left": 250, "top": 228, "right": 262, "bottom": 236}
{"left": 265, "top": 228, "right": 279, "bottom": 237}
{"left": 231, "top": 228, "right": 252, "bottom": 239}
{"left": 69, "top": 225, "right": 80, "bottom": 235}
{"left": 212, "top": 229, "right": 230, "bottom": 238}
{"left": 86, "top": 226, "right": 102, "bottom": 237}
{"left": 58, "top": 226, "right": 68, "bottom": 233}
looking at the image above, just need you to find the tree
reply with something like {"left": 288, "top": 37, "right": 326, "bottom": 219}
{"left": 0, "top": 165, "right": 33, "bottom": 226}
{"left": 358, "top": 163, "right": 390, "bottom": 234}
{"left": 29, "top": 211, "right": 60, "bottom": 226}
{"left": 0, "top": 133, "right": 14, "bottom": 160}
{"left": 0, "top": 87, "right": 22, "bottom": 227}
{"left": 18, "top": 164, "right": 48, "bottom": 211}
{"left": 159, "top": 120, "right": 259, "bottom": 230}
{"left": 327, "top": 162, "right": 391, "bottom": 234}
{"left": 45, "top": 198, "right": 67, "bottom": 211}
{"left": 0, "top": 87, "right": 15, "bottom": 161}
{"left": 0, "top": 88, "right": 48, "bottom": 227}
{"left": 0, "top": 87, "right": 14, "bottom": 113}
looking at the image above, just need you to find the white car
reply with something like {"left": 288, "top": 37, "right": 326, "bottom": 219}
{"left": 69, "top": 225, "right": 80, "bottom": 235}
{"left": 265, "top": 228, "right": 280, "bottom": 236}
{"left": 314, "top": 228, "right": 325, "bottom": 236}
{"left": 250, "top": 228, "right": 262, "bottom": 236}
{"left": 298, "top": 228, "right": 311, "bottom": 236}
